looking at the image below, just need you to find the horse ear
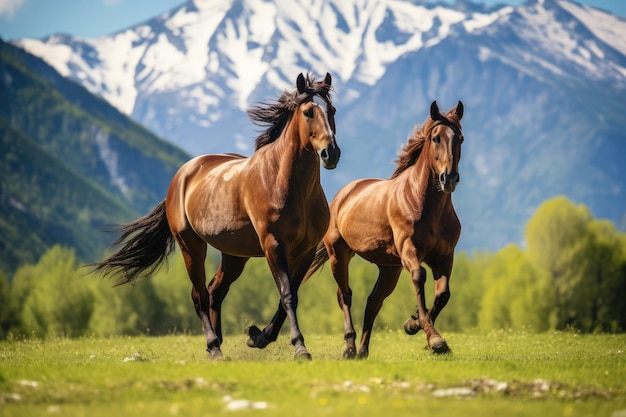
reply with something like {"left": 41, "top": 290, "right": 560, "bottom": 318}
{"left": 296, "top": 73, "right": 306, "bottom": 94}
{"left": 324, "top": 72, "right": 332, "bottom": 86}
{"left": 455, "top": 101, "right": 464, "bottom": 120}
{"left": 430, "top": 101, "right": 441, "bottom": 121}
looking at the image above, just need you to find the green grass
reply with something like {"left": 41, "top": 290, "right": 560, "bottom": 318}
{"left": 1, "top": 331, "right": 625, "bottom": 416}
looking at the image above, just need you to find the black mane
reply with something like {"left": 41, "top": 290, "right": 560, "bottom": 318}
{"left": 247, "top": 74, "right": 333, "bottom": 150}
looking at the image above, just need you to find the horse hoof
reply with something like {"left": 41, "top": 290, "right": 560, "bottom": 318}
{"left": 356, "top": 350, "right": 369, "bottom": 360}
{"left": 428, "top": 336, "right": 450, "bottom": 354}
{"left": 245, "top": 325, "right": 264, "bottom": 348}
{"left": 245, "top": 325, "right": 271, "bottom": 349}
{"left": 404, "top": 316, "right": 422, "bottom": 335}
{"left": 294, "top": 349, "right": 312, "bottom": 361}
{"left": 208, "top": 348, "right": 224, "bottom": 361}
{"left": 343, "top": 348, "right": 356, "bottom": 360}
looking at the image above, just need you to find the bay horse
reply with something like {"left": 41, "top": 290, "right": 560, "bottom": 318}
{"left": 90, "top": 73, "right": 340, "bottom": 360}
{"left": 303, "top": 100, "right": 464, "bottom": 359}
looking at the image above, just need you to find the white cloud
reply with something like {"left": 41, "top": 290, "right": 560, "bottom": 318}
{"left": 0, "top": 0, "right": 24, "bottom": 19}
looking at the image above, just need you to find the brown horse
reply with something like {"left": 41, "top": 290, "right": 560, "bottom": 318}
{"left": 90, "top": 73, "right": 340, "bottom": 360}
{"left": 303, "top": 100, "right": 464, "bottom": 359}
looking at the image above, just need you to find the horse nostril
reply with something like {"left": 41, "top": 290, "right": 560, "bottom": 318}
{"left": 320, "top": 149, "right": 328, "bottom": 160}
{"left": 439, "top": 173, "right": 446, "bottom": 184}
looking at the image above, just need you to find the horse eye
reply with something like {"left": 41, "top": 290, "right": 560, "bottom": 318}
{"left": 303, "top": 108, "right": 314, "bottom": 118}
{"left": 432, "top": 135, "right": 440, "bottom": 144}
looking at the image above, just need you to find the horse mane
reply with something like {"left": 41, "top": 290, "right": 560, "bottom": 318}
{"left": 247, "top": 73, "right": 333, "bottom": 150}
{"left": 390, "top": 109, "right": 462, "bottom": 179}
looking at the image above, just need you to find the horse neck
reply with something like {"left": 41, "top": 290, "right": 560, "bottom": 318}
{"left": 270, "top": 118, "right": 321, "bottom": 193}
{"left": 402, "top": 145, "right": 452, "bottom": 218}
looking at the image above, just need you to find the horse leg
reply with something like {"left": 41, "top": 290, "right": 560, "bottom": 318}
{"left": 427, "top": 264, "right": 452, "bottom": 325}
{"left": 405, "top": 266, "right": 449, "bottom": 353}
{"left": 245, "top": 254, "right": 312, "bottom": 350}
{"left": 176, "top": 231, "right": 223, "bottom": 359}
{"left": 245, "top": 302, "right": 286, "bottom": 349}
{"left": 404, "top": 266, "right": 427, "bottom": 335}
{"left": 357, "top": 265, "right": 402, "bottom": 359}
{"left": 328, "top": 237, "right": 357, "bottom": 359}
{"left": 261, "top": 234, "right": 310, "bottom": 360}
{"left": 208, "top": 254, "right": 249, "bottom": 344}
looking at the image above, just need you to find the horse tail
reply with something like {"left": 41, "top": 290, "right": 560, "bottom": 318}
{"left": 89, "top": 200, "right": 175, "bottom": 286}
{"left": 302, "top": 240, "right": 330, "bottom": 284}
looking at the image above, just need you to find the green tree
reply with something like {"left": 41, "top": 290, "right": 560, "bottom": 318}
{"left": 6, "top": 261, "right": 40, "bottom": 336}
{"left": 20, "top": 246, "right": 94, "bottom": 337}
{"left": 526, "top": 197, "right": 591, "bottom": 329}
{"left": 477, "top": 244, "right": 555, "bottom": 332}
{"left": 574, "top": 219, "right": 626, "bottom": 332}
{"left": 526, "top": 196, "right": 626, "bottom": 332}
{"left": 87, "top": 274, "right": 167, "bottom": 336}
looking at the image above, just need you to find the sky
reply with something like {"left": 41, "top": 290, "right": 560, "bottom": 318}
{"left": 0, "top": 0, "right": 624, "bottom": 41}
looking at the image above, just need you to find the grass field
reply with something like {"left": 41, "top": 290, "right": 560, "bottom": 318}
{"left": 1, "top": 330, "right": 625, "bottom": 416}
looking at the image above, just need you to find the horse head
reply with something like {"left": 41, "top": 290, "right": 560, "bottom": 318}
{"left": 428, "top": 100, "right": 464, "bottom": 193}
{"left": 295, "top": 72, "right": 340, "bottom": 170}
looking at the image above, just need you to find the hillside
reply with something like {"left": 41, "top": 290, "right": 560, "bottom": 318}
{"left": 0, "top": 122, "right": 135, "bottom": 274}
{"left": 0, "top": 40, "right": 191, "bottom": 276}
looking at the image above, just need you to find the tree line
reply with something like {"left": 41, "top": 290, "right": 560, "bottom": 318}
{"left": 1, "top": 196, "right": 624, "bottom": 340}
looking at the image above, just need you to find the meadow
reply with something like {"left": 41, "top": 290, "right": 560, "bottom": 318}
{"left": 1, "top": 331, "right": 625, "bottom": 417}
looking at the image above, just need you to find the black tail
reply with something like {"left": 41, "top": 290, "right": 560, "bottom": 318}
{"left": 302, "top": 241, "right": 330, "bottom": 284}
{"left": 89, "top": 200, "right": 175, "bottom": 286}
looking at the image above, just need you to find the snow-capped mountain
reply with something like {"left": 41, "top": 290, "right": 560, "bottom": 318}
{"left": 15, "top": 0, "right": 517, "bottom": 153}
{"left": 12, "top": 0, "right": 626, "bottom": 251}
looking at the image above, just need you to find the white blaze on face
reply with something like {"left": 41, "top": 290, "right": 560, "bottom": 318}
{"left": 312, "top": 95, "right": 333, "bottom": 136}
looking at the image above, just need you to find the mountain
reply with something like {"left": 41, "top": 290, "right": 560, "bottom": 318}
{"left": 10, "top": 0, "right": 626, "bottom": 251}
{"left": 0, "top": 40, "right": 191, "bottom": 276}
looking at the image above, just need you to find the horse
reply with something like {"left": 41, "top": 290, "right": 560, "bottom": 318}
{"left": 90, "top": 72, "right": 340, "bottom": 360}
{"left": 303, "top": 100, "right": 464, "bottom": 359}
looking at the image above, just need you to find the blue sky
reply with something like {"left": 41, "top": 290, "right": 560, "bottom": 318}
{"left": 0, "top": 0, "right": 624, "bottom": 40}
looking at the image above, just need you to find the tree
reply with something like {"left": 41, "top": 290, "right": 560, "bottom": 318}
{"left": 526, "top": 196, "right": 626, "bottom": 332}
{"left": 6, "top": 261, "right": 40, "bottom": 336}
{"left": 575, "top": 219, "right": 626, "bottom": 331}
{"left": 87, "top": 269, "right": 172, "bottom": 336}
{"left": 19, "top": 246, "right": 94, "bottom": 337}
{"left": 477, "top": 245, "right": 555, "bottom": 332}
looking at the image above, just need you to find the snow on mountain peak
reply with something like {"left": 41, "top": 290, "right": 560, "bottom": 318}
{"left": 15, "top": 0, "right": 499, "bottom": 116}
{"left": 559, "top": 0, "right": 626, "bottom": 58}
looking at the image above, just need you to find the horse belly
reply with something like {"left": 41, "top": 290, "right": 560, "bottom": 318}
{"left": 333, "top": 181, "right": 403, "bottom": 266}
{"left": 203, "top": 226, "right": 265, "bottom": 257}
{"left": 339, "top": 212, "right": 400, "bottom": 266}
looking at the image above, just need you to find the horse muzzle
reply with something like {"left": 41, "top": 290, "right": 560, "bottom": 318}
{"left": 319, "top": 140, "right": 341, "bottom": 170}
{"left": 439, "top": 171, "right": 460, "bottom": 193}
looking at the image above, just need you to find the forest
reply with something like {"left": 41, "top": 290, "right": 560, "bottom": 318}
{"left": 1, "top": 196, "right": 624, "bottom": 340}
